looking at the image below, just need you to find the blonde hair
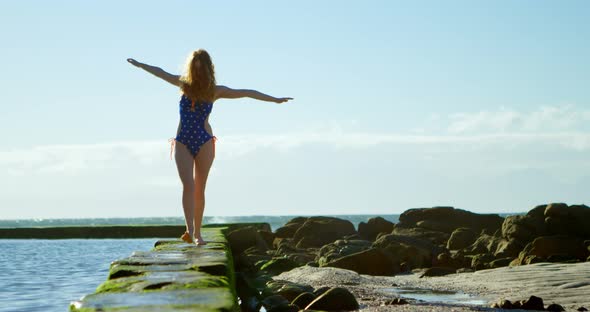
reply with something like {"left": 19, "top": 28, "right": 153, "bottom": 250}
{"left": 179, "top": 49, "right": 216, "bottom": 110}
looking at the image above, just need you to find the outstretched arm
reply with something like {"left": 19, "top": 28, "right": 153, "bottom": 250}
{"left": 215, "top": 85, "right": 293, "bottom": 104}
{"left": 127, "top": 58, "right": 180, "bottom": 87}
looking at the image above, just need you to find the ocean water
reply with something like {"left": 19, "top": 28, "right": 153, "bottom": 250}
{"left": 0, "top": 213, "right": 519, "bottom": 312}
{"left": 0, "top": 238, "right": 159, "bottom": 312}
{"left": 0, "top": 215, "right": 399, "bottom": 312}
{"left": 0, "top": 214, "right": 402, "bottom": 231}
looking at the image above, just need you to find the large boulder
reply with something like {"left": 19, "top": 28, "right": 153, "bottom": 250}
{"left": 227, "top": 226, "right": 269, "bottom": 256}
{"left": 373, "top": 234, "right": 438, "bottom": 269}
{"left": 513, "top": 235, "right": 589, "bottom": 265}
{"left": 305, "top": 287, "right": 359, "bottom": 311}
{"left": 316, "top": 239, "right": 372, "bottom": 266}
{"left": 292, "top": 217, "right": 357, "bottom": 248}
{"left": 544, "top": 203, "right": 590, "bottom": 238}
{"left": 275, "top": 217, "right": 309, "bottom": 238}
{"left": 358, "top": 217, "right": 395, "bottom": 241}
{"left": 493, "top": 238, "right": 524, "bottom": 258}
{"left": 291, "top": 292, "right": 316, "bottom": 310}
{"left": 501, "top": 215, "right": 547, "bottom": 243}
{"left": 398, "top": 206, "right": 504, "bottom": 234}
{"left": 323, "top": 247, "right": 399, "bottom": 276}
{"left": 447, "top": 228, "right": 478, "bottom": 250}
{"left": 463, "top": 233, "right": 502, "bottom": 255}
{"left": 260, "top": 258, "right": 301, "bottom": 275}
{"left": 391, "top": 225, "right": 450, "bottom": 246}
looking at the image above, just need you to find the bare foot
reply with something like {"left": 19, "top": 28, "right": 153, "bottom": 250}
{"left": 180, "top": 231, "right": 194, "bottom": 244}
{"left": 194, "top": 235, "right": 207, "bottom": 246}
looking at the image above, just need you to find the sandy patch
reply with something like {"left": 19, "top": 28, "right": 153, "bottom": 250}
{"left": 276, "top": 262, "right": 590, "bottom": 311}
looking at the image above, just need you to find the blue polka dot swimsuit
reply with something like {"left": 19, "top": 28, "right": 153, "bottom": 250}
{"left": 168, "top": 94, "right": 217, "bottom": 159}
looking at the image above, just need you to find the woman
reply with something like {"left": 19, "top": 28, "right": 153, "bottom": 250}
{"left": 127, "top": 49, "right": 293, "bottom": 245}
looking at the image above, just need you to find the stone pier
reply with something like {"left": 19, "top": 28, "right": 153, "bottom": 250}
{"left": 69, "top": 225, "right": 254, "bottom": 312}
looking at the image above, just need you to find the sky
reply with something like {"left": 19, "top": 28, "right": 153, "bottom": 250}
{"left": 1, "top": 1, "right": 589, "bottom": 219}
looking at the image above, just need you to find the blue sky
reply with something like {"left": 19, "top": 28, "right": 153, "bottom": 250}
{"left": 1, "top": 1, "right": 589, "bottom": 218}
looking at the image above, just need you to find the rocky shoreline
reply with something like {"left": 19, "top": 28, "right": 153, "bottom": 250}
{"left": 226, "top": 203, "right": 590, "bottom": 311}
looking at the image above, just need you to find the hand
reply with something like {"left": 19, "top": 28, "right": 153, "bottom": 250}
{"left": 127, "top": 58, "right": 141, "bottom": 67}
{"left": 274, "top": 97, "right": 293, "bottom": 104}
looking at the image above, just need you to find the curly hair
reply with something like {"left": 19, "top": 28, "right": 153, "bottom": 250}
{"left": 179, "top": 49, "right": 216, "bottom": 110}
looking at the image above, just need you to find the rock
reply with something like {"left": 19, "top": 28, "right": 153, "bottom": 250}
{"left": 433, "top": 252, "right": 464, "bottom": 269}
{"left": 236, "top": 272, "right": 263, "bottom": 312}
{"left": 512, "top": 299, "right": 523, "bottom": 309}
{"left": 358, "top": 217, "right": 395, "bottom": 241}
{"left": 373, "top": 234, "right": 437, "bottom": 270}
{"left": 398, "top": 206, "right": 504, "bottom": 234}
{"left": 235, "top": 246, "right": 273, "bottom": 272}
{"left": 305, "top": 287, "right": 359, "bottom": 311}
{"left": 316, "top": 239, "right": 372, "bottom": 266}
{"left": 527, "top": 204, "right": 548, "bottom": 219}
{"left": 502, "top": 215, "right": 546, "bottom": 244}
{"left": 521, "top": 295, "right": 544, "bottom": 310}
{"left": 517, "top": 236, "right": 588, "bottom": 263}
{"left": 544, "top": 202, "right": 572, "bottom": 217}
{"left": 489, "top": 257, "right": 514, "bottom": 268}
{"left": 274, "top": 238, "right": 298, "bottom": 255}
{"left": 547, "top": 303, "right": 565, "bottom": 311}
{"left": 494, "top": 238, "right": 524, "bottom": 258}
{"left": 292, "top": 217, "right": 357, "bottom": 248}
{"left": 260, "top": 258, "right": 300, "bottom": 275}
{"left": 323, "top": 247, "right": 398, "bottom": 276}
{"left": 447, "top": 228, "right": 478, "bottom": 250}
{"left": 545, "top": 204, "right": 590, "bottom": 237}
{"left": 227, "top": 226, "right": 269, "bottom": 256}
{"left": 276, "top": 283, "right": 314, "bottom": 302}
{"left": 456, "top": 268, "right": 473, "bottom": 273}
{"left": 470, "top": 253, "right": 494, "bottom": 271}
{"left": 463, "top": 233, "right": 501, "bottom": 255}
{"left": 420, "top": 267, "right": 456, "bottom": 277}
{"left": 258, "top": 230, "right": 275, "bottom": 248}
{"left": 392, "top": 225, "right": 450, "bottom": 245}
{"left": 496, "top": 299, "right": 513, "bottom": 309}
{"left": 267, "top": 303, "right": 299, "bottom": 312}
{"left": 578, "top": 307, "right": 588, "bottom": 311}
{"left": 291, "top": 292, "right": 316, "bottom": 309}
{"left": 313, "top": 286, "right": 331, "bottom": 297}
{"left": 261, "top": 294, "right": 289, "bottom": 309}
{"left": 275, "top": 223, "right": 303, "bottom": 239}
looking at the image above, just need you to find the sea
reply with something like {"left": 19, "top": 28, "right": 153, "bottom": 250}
{"left": 0, "top": 214, "right": 399, "bottom": 312}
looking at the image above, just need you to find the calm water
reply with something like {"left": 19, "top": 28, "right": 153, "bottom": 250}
{"left": 0, "top": 213, "right": 518, "bottom": 312}
{"left": 0, "top": 214, "right": 403, "bottom": 231}
{"left": 385, "top": 287, "right": 487, "bottom": 306}
{"left": 0, "top": 215, "right": 402, "bottom": 312}
{"left": 0, "top": 238, "right": 159, "bottom": 312}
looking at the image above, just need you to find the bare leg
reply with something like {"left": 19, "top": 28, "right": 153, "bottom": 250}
{"left": 193, "top": 138, "right": 216, "bottom": 245}
{"left": 174, "top": 141, "right": 196, "bottom": 240}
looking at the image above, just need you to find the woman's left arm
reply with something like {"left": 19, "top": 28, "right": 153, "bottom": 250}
{"left": 215, "top": 85, "right": 293, "bottom": 103}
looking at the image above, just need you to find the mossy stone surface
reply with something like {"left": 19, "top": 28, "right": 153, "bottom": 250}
{"left": 70, "top": 288, "right": 234, "bottom": 311}
{"left": 96, "top": 271, "right": 229, "bottom": 293}
{"left": 70, "top": 225, "right": 249, "bottom": 312}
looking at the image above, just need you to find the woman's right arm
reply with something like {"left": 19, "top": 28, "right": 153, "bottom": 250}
{"left": 127, "top": 58, "right": 181, "bottom": 87}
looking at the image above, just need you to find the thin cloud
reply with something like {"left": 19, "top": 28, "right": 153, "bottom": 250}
{"left": 1, "top": 105, "right": 589, "bottom": 176}
{"left": 447, "top": 105, "right": 590, "bottom": 134}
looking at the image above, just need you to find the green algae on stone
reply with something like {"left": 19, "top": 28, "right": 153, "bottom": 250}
{"left": 97, "top": 271, "right": 229, "bottom": 293}
{"left": 70, "top": 288, "right": 235, "bottom": 311}
{"left": 69, "top": 225, "right": 260, "bottom": 312}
